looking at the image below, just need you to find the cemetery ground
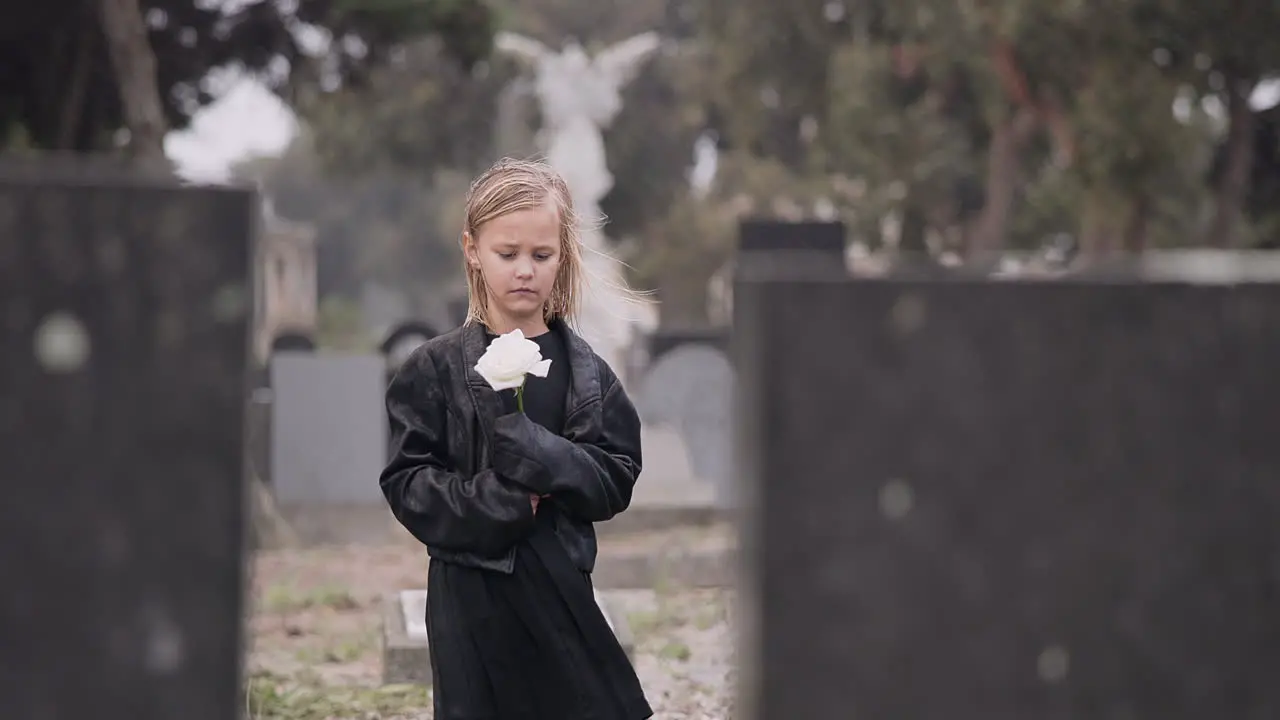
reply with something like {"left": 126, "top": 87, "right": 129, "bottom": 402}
{"left": 244, "top": 524, "right": 738, "bottom": 719}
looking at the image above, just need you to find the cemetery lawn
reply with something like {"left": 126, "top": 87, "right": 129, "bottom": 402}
{"left": 246, "top": 530, "right": 737, "bottom": 719}
{"left": 246, "top": 542, "right": 425, "bottom": 720}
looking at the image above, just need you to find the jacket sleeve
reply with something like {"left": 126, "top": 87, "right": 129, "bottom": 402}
{"left": 490, "top": 371, "right": 642, "bottom": 523}
{"left": 380, "top": 348, "right": 536, "bottom": 555}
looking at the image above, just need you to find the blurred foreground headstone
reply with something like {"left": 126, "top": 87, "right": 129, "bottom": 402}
{"left": 734, "top": 262, "right": 1280, "bottom": 719}
{"left": 0, "top": 162, "right": 253, "bottom": 719}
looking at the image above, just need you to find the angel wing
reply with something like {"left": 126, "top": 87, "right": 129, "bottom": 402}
{"left": 592, "top": 31, "right": 662, "bottom": 85}
{"left": 494, "top": 32, "right": 551, "bottom": 65}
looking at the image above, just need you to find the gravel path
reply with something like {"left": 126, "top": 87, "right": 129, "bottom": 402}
{"left": 608, "top": 589, "right": 738, "bottom": 719}
{"left": 245, "top": 537, "right": 737, "bottom": 719}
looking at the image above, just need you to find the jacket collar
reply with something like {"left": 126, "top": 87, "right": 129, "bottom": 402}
{"left": 460, "top": 318, "right": 602, "bottom": 441}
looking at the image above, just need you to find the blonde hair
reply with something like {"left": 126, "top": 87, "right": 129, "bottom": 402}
{"left": 462, "top": 157, "right": 584, "bottom": 328}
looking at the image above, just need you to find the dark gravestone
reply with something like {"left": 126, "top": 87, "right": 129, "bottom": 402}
{"left": 738, "top": 218, "right": 846, "bottom": 254}
{"left": 643, "top": 326, "right": 730, "bottom": 366}
{"left": 380, "top": 321, "right": 439, "bottom": 461}
{"left": 380, "top": 320, "right": 439, "bottom": 375}
{"left": 734, "top": 272, "right": 1280, "bottom": 719}
{"left": 0, "top": 168, "right": 253, "bottom": 719}
{"left": 737, "top": 219, "right": 847, "bottom": 279}
{"left": 271, "top": 331, "right": 315, "bottom": 353}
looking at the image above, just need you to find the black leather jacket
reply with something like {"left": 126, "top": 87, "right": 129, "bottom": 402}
{"left": 379, "top": 319, "right": 643, "bottom": 574}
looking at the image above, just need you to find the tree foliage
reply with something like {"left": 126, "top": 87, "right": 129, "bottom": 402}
{"left": 0, "top": 0, "right": 494, "bottom": 153}
{"left": 238, "top": 0, "right": 1280, "bottom": 331}
{"left": 697, "top": 0, "right": 1280, "bottom": 255}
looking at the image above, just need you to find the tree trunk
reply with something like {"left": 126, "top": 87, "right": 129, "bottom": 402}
{"left": 97, "top": 0, "right": 169, "bottom": 171}
{"left": 1078, "top": 191, "right": 1122, "bottom": 260}
{"left": 58, "top": 20, "right": 95, "bottom": 149}
{"left": 1123, "top": 194, "right": 1150, "bottom": 254}
{"left": 966, "top": 108, "right": 1035, "bottom": 259}
{"left": 1206, "top": 77, "right": 1258, "bottom": 248}
{"left": 898, "top": 201, "right": 928, "bottom": 255}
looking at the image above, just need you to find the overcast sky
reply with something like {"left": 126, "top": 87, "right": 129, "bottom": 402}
{"left": 163, "top": 73, "right": 297, "bottom": 184}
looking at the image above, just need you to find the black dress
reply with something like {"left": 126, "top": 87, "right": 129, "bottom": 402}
{"left": 426, "top": 329, "right": 652, "bottom": 720}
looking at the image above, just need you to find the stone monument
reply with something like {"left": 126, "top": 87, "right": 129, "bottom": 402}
{"left": 734, "top": 259, "right": 1280, "bottom": 719}
{"left": 253, "top": 195, "right": 318, "bottom": 364}
{"left": 496, "top": 31, "right": 662, "bottom": 381}
{"left": 0, "top": 161, "right": 252, "bottom": 719}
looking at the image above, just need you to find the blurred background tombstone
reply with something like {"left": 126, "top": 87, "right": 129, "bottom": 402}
{"left": 269, "top": 331, "right": 317, "bottom": 354}
{"left": 245, "top": 329, "right": 319, "bottom": 497}
{"left": 734, "top": 261, "right": 1280, "bottom": 719}
{"left": 0, "top": 161, "right": 252, "bottom": 719}
{"left": 379, "top": 320, "right": 439, "bottom": 380}
{"left": 628, "top": 219, "right": 850, "bottom": 508}
{"left": 252, "top": 198, "right": 318, "bottom": 364}
{"left": 269, "top": 341, "right": 391, "bottom": 545}
{"left": 379, "top": 320, "right": 440, "bottom": 461}
{"left": 642, "top": 327, "right": 731, "bottom": 365}
{"left": 633, "top": 343, "right": 734, "bottom": 505}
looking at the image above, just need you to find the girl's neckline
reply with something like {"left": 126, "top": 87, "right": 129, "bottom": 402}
{"left": 485, "top": 328, "right": 551, "bottom": 340}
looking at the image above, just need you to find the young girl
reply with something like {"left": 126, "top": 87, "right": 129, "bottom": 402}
{"left": 380, "top": 157, "right": 653, "bottom": 720}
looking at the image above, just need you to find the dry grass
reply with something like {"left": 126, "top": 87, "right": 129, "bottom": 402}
{"left": 244, "top": 542, "right": 428, "bottom": 719}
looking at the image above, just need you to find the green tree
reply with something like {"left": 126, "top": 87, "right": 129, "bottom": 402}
{"left": 0, "top": 0, "right": 493, "bottom": 153}
{"left": 1146, "top": 0, "right": 1280, "bottom": 247}
{"left": 702, "top": 0, "right": 1237, "bottom": 259}
{"left": 700, "top": 0, "right": 853, "bottom": 168}
{"left": 297, "top": 35, "right": 510, "bottom": 179}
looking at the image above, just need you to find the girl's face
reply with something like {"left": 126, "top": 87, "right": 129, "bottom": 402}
{"left": 466, "top": 199, "right": 562, "bottom": 328}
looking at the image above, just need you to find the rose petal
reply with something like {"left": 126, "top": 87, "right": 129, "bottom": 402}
{"left": 527, "top": 358, "right": 552, "bottom": 378}
{"left": 475, "top": 355, "right": 528, "bottom": 391}
{"left": 484, "top": 374, "right": 525, "bottom": 391}
{"left": 473, "top": 329, "right": 549, "bottom": 391}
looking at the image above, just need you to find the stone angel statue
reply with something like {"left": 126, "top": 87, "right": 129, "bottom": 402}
{"left": 495, "top": 31, "right": 663, "bottom": 217}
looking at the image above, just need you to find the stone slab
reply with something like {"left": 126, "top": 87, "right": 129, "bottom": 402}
{"left": 382, "top": 588, "right": 636, "bottom": 686}
{"left": 0, "top": 169, "right": 253, "bottom": 718}
{"left": 270, "top": 352, "right": 387, "bottom": 505}
{"left": 734, "top": 271, "right": 1280, "bottom": 720}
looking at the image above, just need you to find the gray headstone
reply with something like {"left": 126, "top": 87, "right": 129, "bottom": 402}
{"left": 734, "top": 270, "right": 1280, "bottom": 719}
{"left": 0, "top": 168, "right": 252, "bottom": 719}
{"left": 270, "top": 353, "right": 387, "bottom": 506}
{"left": 270, "top": 353, "right": 393, "bottom": 544}
{"left": 379, "top": 321, "right": 438, "bottom": 374}
{"left": 635, "top": 344, "right": 733, "bottom": 502}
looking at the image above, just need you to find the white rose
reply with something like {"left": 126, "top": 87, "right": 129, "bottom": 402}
{"left": 474, "top": 329, "right": 553, "bottom": 392}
